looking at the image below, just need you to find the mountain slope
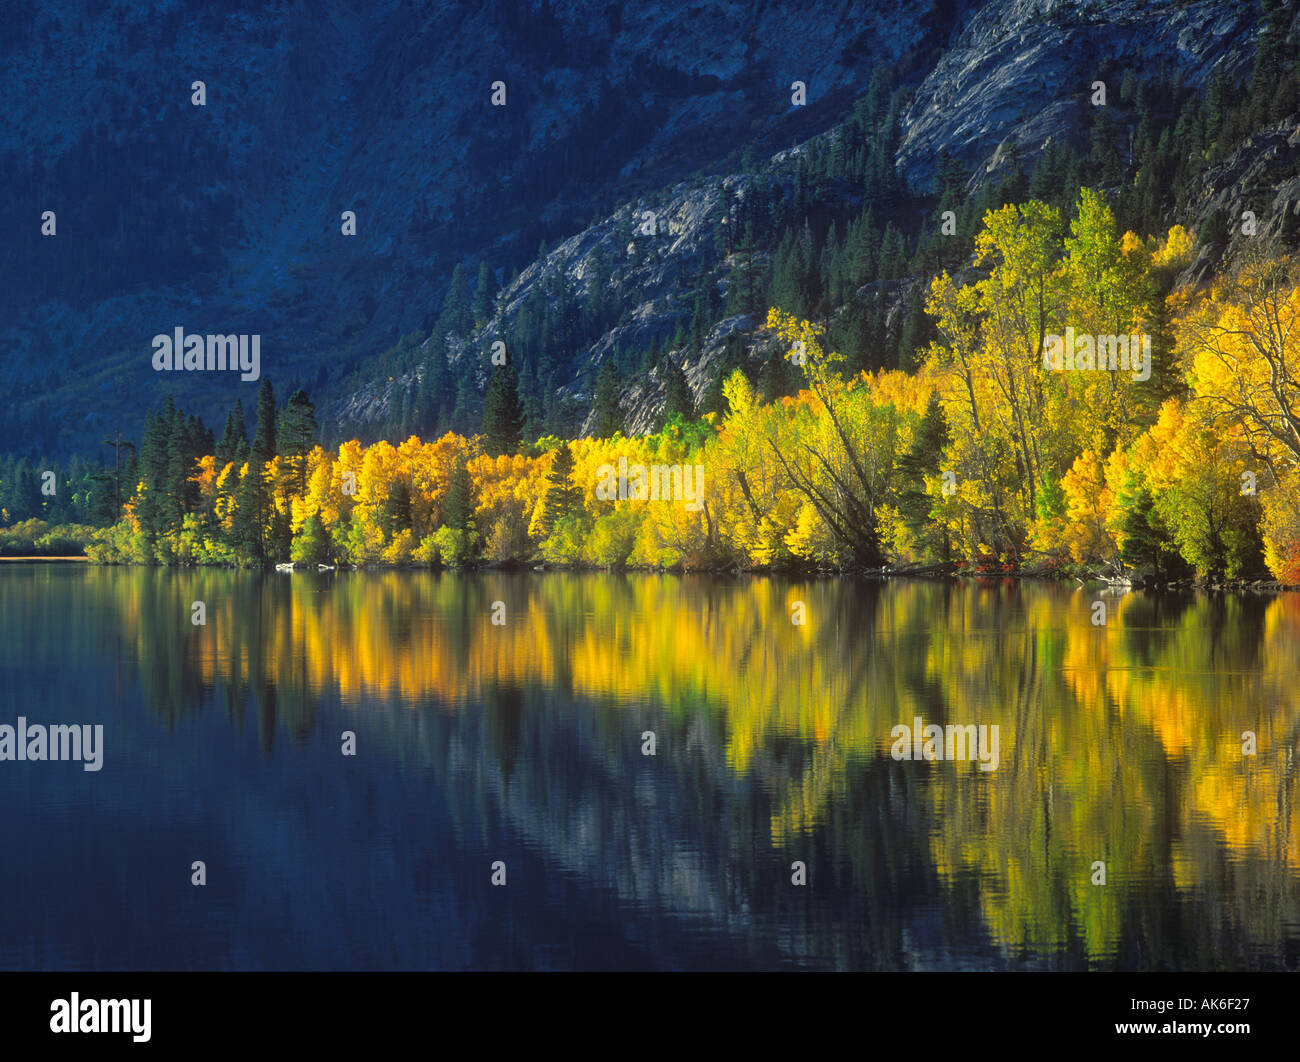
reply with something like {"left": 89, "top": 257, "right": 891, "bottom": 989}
{"left": 0, "top": 0, "right": 959, "bottom": 454}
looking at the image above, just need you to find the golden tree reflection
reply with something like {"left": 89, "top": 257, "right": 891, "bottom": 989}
{"left": 78, "top": 567, "right": 1300, "bottom": 963}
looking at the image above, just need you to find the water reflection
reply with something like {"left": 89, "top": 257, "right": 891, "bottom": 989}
{"left": 0, "top": 566, "right": 1297, "bottom": 969}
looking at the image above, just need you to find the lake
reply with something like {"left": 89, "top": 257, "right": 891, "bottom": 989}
{"left": 1, "top": 565, "right": 1297, "bottom": 970}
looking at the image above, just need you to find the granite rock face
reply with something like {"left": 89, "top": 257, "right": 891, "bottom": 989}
{"left": 896, "top": 0, "right": 1260, "bottom": 192}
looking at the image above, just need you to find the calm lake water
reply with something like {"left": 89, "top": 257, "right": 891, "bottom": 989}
{"left": 1, "top": 565, "right": 1297, "bottom": 970}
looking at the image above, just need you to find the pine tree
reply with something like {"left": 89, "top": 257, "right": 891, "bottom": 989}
{"left": 482, "top": 358, "right": 526, "bottom": 456}
{"left": 166, "top": 411, "right": 205, "bottom": 522}
{"left": 519, "top": 360, "right": 545, "bottom": 442}
{"left": 1086, "top": 108, "right": 1123, "bottom": 188}
{"left": 771, "top": 230, "right": 809, "bottom": 317}
{"left": 231, "top": 465, "right": 265, "bottom": 563}
{"left": 1252, "top": 0, "right": 1293, "bottom": 124}
{"left": 136, "top": 402, "right": 176, "bottom": 542}
{"left": 638, "top": 337, "right": 659, "bottom": 376}
{"left": 700, "top": 332, "right": 747, "bottom": 416}
{"left": 119, "top": 445, "right": 138, "bottom": 516}
{"left": 251, "top": 379, "right": 277, "bottom": 466}
{"left": 898, "top": 294, "right": 929, "bottom": 371}
{"left": 437, "top": 263, "right": 473, "bottom": 340}
{"left": 895, "top": 394, "right": 951, "bottom": 558}
{"left": 592, "top": 359, "right": 622, "bottom": 437}
{"left": 387, "top": 384, "right": 409, "bottom": 440}
{"left": 278, "top": 388, "right": 318, "bottom": 495}
{"left": 268, "top": 504, "right": 292, "bottom": 562}
{"left": 661, "top": 361, "right": 694, "bottom": 425}
{"left": 472, "top": 260, "right": 499, "bottom": 327}
{"left": 540, "top": 442, "right": 582, "bottom": 534}
{"left": 725, "top": 245, "right": 763, "bottom": 316}
{"left": 1120, "top": 487, "right": 1186, "bottom": 580}
{"left": 584, "top": 247, "right": 612, "bottom": 334}
{"left": 451, "top": 368, "right": 479, "bottom": 435}
{"left": 90, "top": 465, "right": 122, "bottom": 525}
{"left": 215, "top": 398, "right": 248, "bottom": 470}
{"left": 443, "top": 456, "right": 474, "bottom": 531}
{"left": 1199, "top": 207, "right": 1229, "bottom": 248}
{"left": 842, "top": 208, "right": 878, "bottom": 290}
{"left": 759, "top": 346, "right": 795, "bottom": 403}
{"left": 415, "top": 355, "right": 446, "bottom": 437}
{"left": 878, "top": 223, "right": 905, "bottom": 281}
{"left": 690, "top": 289, "right": 710, "bottom": 353}
{"left": 935, "top": 150, "right": 968, "bottom": 213}
{"left": 384, "top": 479, "right": 414, "bottom": 536}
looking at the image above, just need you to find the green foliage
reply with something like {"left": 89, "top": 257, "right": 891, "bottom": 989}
{"left": 267, "top": 504, "right": 292, "bottom": 563}
{"left": 432, "top": 525, "right": 475, "bottom": 567}
{"left": 1146, "top": 444, "right": 1261, "bottom": 580}
{"left": 436, "top": 262, "right": 473, "bottom": 341}
{"left": 383, "top": 479, "right": 414, "bottom": 537}
{"left": 482, "top": 359, "right": 526, "bottom": 456}
{"left": 1199, "top": 208, "right": 1229, "bottom": 248}
{"left": 759, "top": 343, "right": 797, "bottom": 402}
{"left": 654, "top": 413, "right": 714, "bottom": 455}
{"left": 230, "top": 467, "right": 266, "bottom": 564}
{"left": 699, "top": 332, "right": 747, "bottom": 417}
{"left": 1035, "top": 474, "right": 1067, "bottom": 525}
{"left": 290, "top": 512, "right": 332, "bottom": 566}
{"left": 215, "top": 398, "right": 248, "bottom": 470}
{"left": 134, "top": 397, "right": 213, "bottom": 545}
{"left": 444, "top": 456, "right": 475, "bottom": 533}
{"left": 85, "top": 520, "right": 150, "bottom": 564}
{"left": 251, "top": 379, "right": 277, "bottom": 466}
{"left": 472, "top": 260, "right": 499, "bottom": 326}
{"left": 661, "top": 361, "right": 694, "bottom": 426}
{"left": 592, "top": 358, "right": 622, "bottom": 437}
{"left": 539, "top": 513, "right": 589, "bottom": 565}
{"left": 585, "top": 506, "right": 640, "bottom": 567}
{"left": 0, "top": 520, "right": 96, "bottom": 557}
{"left": 278, "top": 388, "right": 318, "bottom": 493}
{"left": 1117, "top": 485, "right": 1186, "bottom": 579}
{"left": 34, "top": 40, "right": 1300, "bottom": 580}
{"left": 893, "top": 396, "right": 951, "bottom": 559}
{"left": 540, "top": 442, "right": 582, "bottom": 535}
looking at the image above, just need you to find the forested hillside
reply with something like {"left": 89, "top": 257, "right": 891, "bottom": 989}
{"left": 5, "top": 0, "right": 1300, "bottom": 584}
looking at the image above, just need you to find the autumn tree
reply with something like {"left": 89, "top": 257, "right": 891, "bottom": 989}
{"left": 764, "top": 310, "right": 900, "bottom": 566}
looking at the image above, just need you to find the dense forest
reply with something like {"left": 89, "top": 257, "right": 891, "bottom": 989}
{"left": 73, "top": 185, "right": 1300, "bottom": 586}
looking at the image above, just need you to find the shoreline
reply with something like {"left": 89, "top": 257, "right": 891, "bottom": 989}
{"left": 0, "top": 555, "right": 89, "bottom": 562}
{"left": 69, "top": 557, "right": 1299, "bottom": 593}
